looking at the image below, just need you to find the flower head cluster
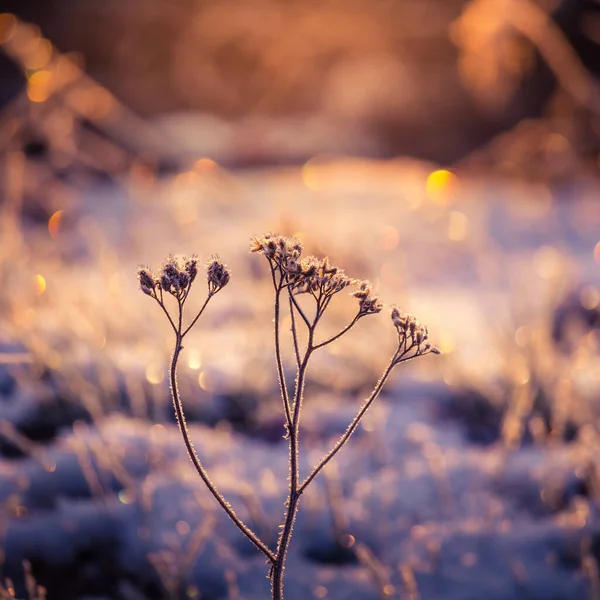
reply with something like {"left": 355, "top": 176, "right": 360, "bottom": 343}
{"left": 206, "top": 256, "right": 231, "bottom": 294}
{"left": 391, "top": 306, "right": 441, "bottom": 359}
{"left": 158, "top": 254, "right": 199, "bottom": 296}
{"left": 352, "top": 280, "right": 383, "bottom": 317}
{"left": 249, "top": 233, "right": 303, "bottom": 270}
{"left": 137, "top": 254, "right": 230, "bottom": 300}
{"left": 288, "top": 255, "right": 355, "bottom": 297}
{"left": 137, "top": 266, "right": 156, "bottom": 296}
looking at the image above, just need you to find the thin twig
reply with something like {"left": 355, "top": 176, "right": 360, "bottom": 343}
{"left": 289, "top": 292, "right": 302, "bottom": 370}
{"left": 182, "top": 293, "right": 213, "bottom": 338}
{"left": 170, "top": 318, "right": 275, "bottom": 562}
{"left": 271, "top": 266, "right": 293, "bottom": 428}
{"left": 299, "top": 357, "right": 395, "bottom": 493}
{"left": 313, "top": 314, "right": 360, "bottom": 351}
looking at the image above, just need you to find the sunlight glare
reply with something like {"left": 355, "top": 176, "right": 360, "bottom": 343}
{"left": 35, "top": 274, "right": 46, "bottom": 295}
{"left": 426, "top": 169, "right": 459, "bottom": 205}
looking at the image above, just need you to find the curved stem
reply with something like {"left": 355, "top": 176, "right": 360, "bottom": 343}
{"left": 182, "top": 294, "right": 213, "bottom": 338}
{"left": 299, "top": 357, "right": 395, "bottom": 494}
{"left": 289, "top": 293, "right": 301, "bottom": 370}
{"left": 313, "top": 314, "right": 360, "bottom": 351}
{"left": 170, "top": 334, "right": 275, "bottom": 563}
{"left": 272, "top": 333, "right": 314, "bottom": 599}
{"left": 271, "top": 267, "right": 293, "bottom": 428}
{"left": 154, "top": 293, "right": 177, "bottom": 334}
{"left": 288, "top": 292, "right": 311, "bottom": 329}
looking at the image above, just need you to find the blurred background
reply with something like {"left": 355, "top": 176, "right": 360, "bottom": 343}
{"left": 1, "top": 1, "right": 600, "bottom": 599}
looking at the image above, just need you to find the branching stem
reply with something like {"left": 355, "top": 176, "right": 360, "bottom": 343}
{"left": 169, "top": 301, "right": 275, "bottom": 564}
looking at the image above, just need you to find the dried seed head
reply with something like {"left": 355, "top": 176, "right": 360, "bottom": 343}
{"left": 156, "top": 255, "right": 199, "bottom": 297}
{"left": 390, "top": 306, "right": 440, "bottom": 360}
{"left": 289, "top": 255, "right": 354, "bottom": 296}
{"left": 249, "top": 233, "right": 303, "bottom": 266}
{"left": 206, "top": 256, "right": 231, "bottom": 293}
{"left": 137, "top": 266, "right": 156, "bottom": 296}
{"left": 352, "top": 280, "right": 382, "bottom": 316}
{"left": 185, "top": 256, "right": 199, "bottom": 284}
{"left": 160, "top": 255, "right": 181, "bottom": 294}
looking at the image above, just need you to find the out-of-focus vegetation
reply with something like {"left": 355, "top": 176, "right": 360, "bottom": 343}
{"left": 0, "top": 3, "right": 600, "bottom": 599}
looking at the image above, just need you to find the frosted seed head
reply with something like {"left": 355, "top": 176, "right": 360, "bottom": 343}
{"left": 137, "top": 267, "right": 156, "bottom": 296}
{"left": 206, "top": 256, "right": 231, "bottom": 293}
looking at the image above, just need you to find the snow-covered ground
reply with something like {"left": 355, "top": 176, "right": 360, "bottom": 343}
{"left": 1, "top": 158, "right": 600, "bottom": 599}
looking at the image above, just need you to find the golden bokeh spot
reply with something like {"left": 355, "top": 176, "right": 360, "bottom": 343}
{"left": 118, "top": 490, "right": 133, "bottom": 504}
{"left": 35, "top": 274, "right": 46, "bottom": 295}
{"left": 198, "top": 371, "right": 213, "bottom": 391}
{"left": 145, "top": 363, "right": 163, "bottom": 385}
{"left": 301, "top": 160, "right": 322, "bottom": 191}
{"left": 426, "top": 169, "right": 459, "bottom": 205}
{"left": 194, "top": 157, "right": 217, "bottom": 172}
{"left": 27, "top": 70, "right": 53, "bottom": 103}
{"left": 187, "top": 348, "right": 202, "bottom": 370}
{"left": 0, "top": 14, "right": 17, "bottom": 44}
{"left": 48, "top": 210, "right": 64, "bottom": 239}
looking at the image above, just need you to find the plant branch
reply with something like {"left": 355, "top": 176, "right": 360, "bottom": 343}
{"left": 313, "top": 314, "right": 360, "bottom": 351}
{"left": 154, "top": 295, "right": 178, "bottom": 334}
{"left": 289, "top": 293, "right": 302, "bottom": 370}
{"left": 169, "top": 331, "right": 275, "bottom": 563}
{"left": 299, "top": 357, "right": 395, "bottom": 494}
{"left": 288, "top": 292, "right": 311, "bottom": 329}
{"left": 182, "top": 294, "right": 213, "bottom": 338}
{"left": 271, "top": 267, "right": 293, "bottom": 428}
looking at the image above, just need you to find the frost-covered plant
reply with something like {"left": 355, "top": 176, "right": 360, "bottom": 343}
{"left": 137, "top": 234, "right": 440, "bottom": 599}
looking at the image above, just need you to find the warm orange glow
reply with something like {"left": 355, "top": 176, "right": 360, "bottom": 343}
{"left": 426, "top": 169, "right": 459, "bottom": 205}
{"left": 35, "top": 274, "right": 46, "bottom": 295}
{"left": 27, "top": 70, "right": 53, "bottom": 103}
{"left": 48, "top": 210, "right": 64, "bottom": 240}
{"left": 67, "top": 87, "right": 114, "bottom": 119}
{"left": 194, "top": 157, "right": 217, "bottom": 172}
{"left": 301, "top": 160, "right": 322, "bottom": 191}
{"left": 187, "top": 348, "right": 202, "bottom": 370}
{"left": 0, "top": 14, "right": 17, "bottom": 44}
{"left": 24, "top": 38, "right": 52, "bottom": 70}
{"left": 145, "top": 363, "right": 163, "bottom": 385}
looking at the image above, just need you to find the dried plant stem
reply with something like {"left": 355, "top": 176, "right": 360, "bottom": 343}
{"left": 169, "top": 299, "right": 275, "bottom": 563}
{"left": 271, "top": 330, "right": 313, "bottom": 600}
{"left": 271, "top": 268, "right": 293, "bottom": 428}
{"left": 299, "top": 358, "right": 395, "bottom": 494}
{"left": 139, "top": 238, "right": 440, "bottom": 599}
